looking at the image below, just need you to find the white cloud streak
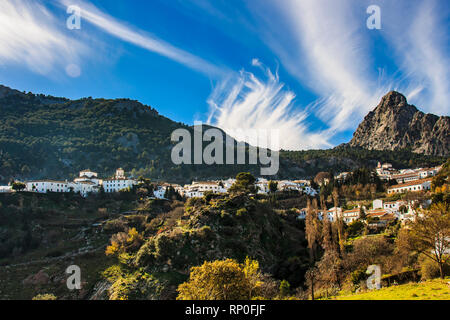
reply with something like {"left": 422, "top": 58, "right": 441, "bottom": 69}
{"left": 59, "top": 0, "right": 225, "bottom": 77}
{"left": 383, "top": 0, "right": 450, "bottom": 115}
{"left": 256, "top": 0, "right": 390, "bottom": 134}
{"left": 0, "top": 0, "right": 87, "bottom": 75}
{"left": 207, "top": 63, "right": 332, "bottom": 150}
{"left": 0, "top": 0, "right": 224, "bottom": 78}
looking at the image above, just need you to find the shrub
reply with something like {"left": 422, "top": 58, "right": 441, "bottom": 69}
{"left": 102, "top": 265, "right": 123, "bottom": 283}
{"left": 279, "top": 280, "right": 290, "bottom": 298}
{"left": 186, "top": 197, "right": 204, "bottom": 208}
{"left": 108, "top": 270, "right": 163, "bottom": 300}
{"left": 177, "top": 258, "right": 263, "bottom": 300}
{"left": 347, "top": 221, "right": 365, "bottom": 238}
{"left": 350, "top": 268, "right": 368, "bottom": 287}
{"left": 32, "top": 294, "right": 57, "bottom": 300}
{"left": 195, "top": 225, "right": 214, "bottom": 241}
{"left": 104, "top": 219, "right": 127, "bottom": 233}
{"left": 135, "top": 238, "right": 157, "bottom": 266}
{"left": 126, "top": 215, "right": 147, "bottom": 230}
{"left": 204, "top": 191, "right": 215, "bottom": 203}
{"left": 146, "top": 217, "right": 163, "bottom": 234}
{"left": 236, "top": 208, "right": 248, "bottom": 217}
{"left": 154, "top": 234, "right": 178, "bottom": 261}
{"left": 220, "top": 210, "right": 235, "bottom": 226}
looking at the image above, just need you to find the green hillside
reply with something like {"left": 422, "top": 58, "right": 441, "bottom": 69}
{"left": 98, "top": 190, "right": 310, "bottom": 299}
{"left": 333, "top": 278, "right": 450, "bottom": 300}
{"left": 1, "top": 170, "right": 448, "bottom": 300}
{"left": 0, "top": 181, "right": 310, "bottom": 299}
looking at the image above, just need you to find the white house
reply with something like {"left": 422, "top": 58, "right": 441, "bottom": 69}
{"left": 383, "top": 200, "right": 406, "bottom": 212}
{"left": 0, "top": 185, "right": 12, "bottom": 193}
{"left": 71, "top": 181, "right": 99, "bottom": 197}
{"left": 318, "top": 208, "right": 342, "bottom": 222}
{"left": 373, "top": 199, "right": 384, "bottom": 210}
{"left": 335, "top": 172, "right": 351, "bottom": 181}
{"left": 326, "top": 207, "right": 343, "bottom": 222}
{"left": 342, "top": 208, "right": 361, "bottom": 224}
{"left": 393, "top": 172, "right": 420, "bottom": 184}
{"left": 184, "top": 188, "right": 204, "bottom": 198}
{"left": 25, "top": 179, "right": 100, "bottom": 198}
{"left": 256, "top": 178, "right": 269, "bottom": 194}
{"left": 298, "top": 207, "right": 342, "bottom": 222}
{"left": 102, "top": 168, "right": 137, "bottom": 193}
{"left": 77, "top": 169, "right": 97, "bottom": 179}
{"left": 153, "top": 186, "right": 167, "bottom": 199}
{"left": 221, "top": 178, "right": 236, "bottom": 190}
{"left": 278, "top": 180, "right": 303, "bottom": 192}
{"left": 21, "top": 167, "right": 138, "bottom": 198}
{"left": 418, "top": 167, "right": 440, "bottom": 179}
{"left": 387, "top": 178, "right": 432, "bottom": 194}
{"left": 373, "top": 199, "right": 407, "bottom": 213}
{"left": 176, "top": 177, "right": 318, "bottom": 199}
{"left": 179, "top": 181, "right": 227, "bottom": 198}
{"left": 303, "top": 186, "right": 318, "bottom": 196}
{"left": 74, "top": 169, "right": 102, "bottom": 185}
{"left": 397, "top": 205, "right": 417, "bottom": 223}
{"left": 192, "top": 181, "right": 224, "bottom": 193}
{"left": 376, "top": 162, "right": 398, "bottom": 180}
{"left": 26, "top": 180, "right": 70, "bottom": 193}
{"left": 152, "top": 183, "right": 181, "bottom": 199}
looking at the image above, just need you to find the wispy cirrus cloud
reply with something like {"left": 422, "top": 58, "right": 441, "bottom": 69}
{"left": 0, "top": 0, "right": 225, "bottom": 78}
{"left": 253, "top": 0, "right": 390, "bottom": 134}
{"left": 59, "top": 0, "right": 226, "bottom": 78}
{"left": 0, "top": 0, "right": 87, "bottom": 75}
{"left": 206, "top": 62, "right": 332, "bottom": 150}
{"left": 191, "top": 0, "right": 389, "bottom": 149}
{"left": 383, "top": 0, "right": 450, "bottom": 115}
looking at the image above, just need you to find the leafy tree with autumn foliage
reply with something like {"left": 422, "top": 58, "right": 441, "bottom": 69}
{"left": 314, "top": 172, "right": 332, "bottom": 186}
{"left": 431, "top": 159, "right": 450, "bottom": 205}
{"left": 177, "top": 258, "right": 263, "bottom": 300}
{"left": 397, "top": 203, "right": 450, "bottom": 279}
{"left": 105, "top": 227, "right": 144, "bottom": 258}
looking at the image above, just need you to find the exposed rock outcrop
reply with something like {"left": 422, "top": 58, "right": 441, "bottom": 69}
{"left": 349, "top": 91, "right": 449, "bottom": 156}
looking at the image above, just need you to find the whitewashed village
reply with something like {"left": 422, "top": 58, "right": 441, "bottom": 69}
{"left": 0, "top": 162, "right": 443, "bottom": 230}
{"left": 0, "top": 168, "right": 318, "bottom": 199}
{"left": 305, "top": 162, "right": 442, "bottom": 228}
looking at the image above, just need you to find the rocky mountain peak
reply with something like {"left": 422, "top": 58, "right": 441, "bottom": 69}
{"left": 373, "top": 91, "right": 418, "bottom": 118}
{"left": 381, "top": 90, "right": 407, "bottom": 106}
{"left": 349, "top": 91, "right": 449, "bottom": 156}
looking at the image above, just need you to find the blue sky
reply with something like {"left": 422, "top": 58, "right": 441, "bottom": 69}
{"left": 0, "top": 0, "right": 449, "bottom": 150}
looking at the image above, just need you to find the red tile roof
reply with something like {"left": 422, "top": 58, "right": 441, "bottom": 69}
{"left": 343, "top": 208, "right": 360, "bottom": 213}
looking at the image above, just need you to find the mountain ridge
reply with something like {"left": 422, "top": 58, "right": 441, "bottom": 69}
{"left": 0, "top": 84, "right": 446, "bottom": 184}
